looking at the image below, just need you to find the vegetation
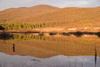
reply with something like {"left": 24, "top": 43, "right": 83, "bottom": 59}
{"left": 0, "top": 19, "right": 13, "bottom": 22}
{"left": 0, "top": 5, "right": 100, "bottom": 30}
{"left": 0, "top": 22, "right": 44, "bottom": 30}
{"left": 79, "top": 20, "right": 91, "bottom": 24}
{"left": 79, "top": 39, "right": 91, "bottom": 44}
{"left": 18, "top": 7, "right": 26, "bottom": 8}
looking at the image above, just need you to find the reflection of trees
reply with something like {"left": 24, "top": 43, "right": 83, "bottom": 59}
{"left": 12, "top": 34, "right": 44, "bottom": 41}
{"left": 61, "top": 31, "right": 100, "bottom": 38}
{"left": 0, "top": 33, "right": 44, "bottom": 41}
{"left": 0, "top": 25, "right": 5, "bottom": 30}
{"left": 0, "top": 33, "right": 13, "bottom": 40}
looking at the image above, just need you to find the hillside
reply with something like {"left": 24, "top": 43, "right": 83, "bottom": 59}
{"left": 0, "top": 5, "right": 59, "bottom": 19}
{"left": 0, "top": 5, "right": 100, "bottom": 32}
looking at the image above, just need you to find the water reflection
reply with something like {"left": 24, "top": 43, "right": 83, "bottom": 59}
{"left": 0, "top": 33, "right": 44, "bottom": 41}
{"left": 61, "top": 31, "right": 100, "bottom": 37}
{"left": 95, "top": 44, "right": 97, "bottom": 66}
{"left": 0, "top": 33, "right": 100, "bottom": 58}
{"left": 0, "top": 32, "right": 100, "bottom": 41}
{"left": 0, "top": 52, "right": 100, "bottom": 67}
{"left": 0, "top": 31, "right": 100, "bottom": 41}
{"left": 0, "top": 33, "right": 13, "bottom": 40}
{"left": 0, "top": 32, "right": 100, "bottom": 67}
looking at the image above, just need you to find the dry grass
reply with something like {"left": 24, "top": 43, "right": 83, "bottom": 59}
{"left": 0, "top": 5, "right": 100, "bottom": 32}
{"left": 0, "top": 5, "right": 59, "bottom": 19}
{"left": 0, "top": 6, "right": 100, "bottom": 32}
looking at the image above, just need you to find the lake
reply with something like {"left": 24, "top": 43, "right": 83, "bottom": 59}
{"left": 0, "top": 52, "right": 100, "bottom": 67}
{"left": 0, "top": 32, "right": 100, "bottom": 67}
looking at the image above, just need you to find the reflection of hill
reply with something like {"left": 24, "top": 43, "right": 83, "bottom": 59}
{"left": 0, "top": 44, "right": 57, "bottom": 58}
{"left": 0, "top": 31, "right": 100, "bottom": 41}
{"left": 0, "top": 33, "right": 100, "bottom": 58}
{"left": 61, "top": 31, "right": 100, "bottom": 37}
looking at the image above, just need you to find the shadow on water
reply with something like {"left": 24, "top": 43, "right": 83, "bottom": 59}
{"left": 61, "top": 31, "right": 100, "bottom": 37}
{"left": 0, "top": 33, "right": 44, "bottom": 41}
{"left": 0, "top": 25, "right": 5, "bottom": 30}
{"left": 49, "top": 32, "right": 57, "bottom": 35}
{"left": 0, "top": 33, "right": 13, "bottom": 40}
{"left": 0, "top": 31, "right": 100, "bottom": 40}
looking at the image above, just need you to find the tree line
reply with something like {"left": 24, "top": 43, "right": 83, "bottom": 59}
{"left": 0, "top": 22, "right": 44, "bottom": 30}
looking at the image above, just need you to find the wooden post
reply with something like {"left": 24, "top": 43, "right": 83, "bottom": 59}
{"left": 95, "top": 44, "right": 97, "bottom": 67}
{"left": 13, "top": 44, "right": 15, "bottom": 52}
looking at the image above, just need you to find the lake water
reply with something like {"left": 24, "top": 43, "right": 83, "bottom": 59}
{"left": 0, "top": 32, "right": 100, "bottom": 67}
{"left": 0, "top": 52, "right": 100, "bottom": 67}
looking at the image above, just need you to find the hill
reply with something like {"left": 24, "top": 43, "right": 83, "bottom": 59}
{"left": 0, "top": 5, "right": 59, "bottom": 19}
{"left": 0, "top": 5, "right": 100, "bottom": 32}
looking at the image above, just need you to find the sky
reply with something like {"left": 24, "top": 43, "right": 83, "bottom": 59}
{"left": 0, "top": 0, "right": 100, "bottom": 11}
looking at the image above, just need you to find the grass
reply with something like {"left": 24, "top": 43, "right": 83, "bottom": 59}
{"left": 0, "top": 5, "right": 100, "bottom": 31}
{"left": 0, "top": 5, "right": 58, "bottom": 19}
{"left": 79, "top": 39, "right": 91, "bottom": 44}
{"left": 0, "top": 19, "right": 7, "bottom": 22}
{"left": 0, "top": 19, "right": 13, "bottom": 22}
{"left": 79, "top": 20, "right": 91, "bottom": 24}
{"left": 37, "top": 10, "right": 42, "bottom": 12}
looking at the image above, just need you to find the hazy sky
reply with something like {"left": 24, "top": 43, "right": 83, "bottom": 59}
{"left": 0, "top": 0, "right": 100, "bottom": 11}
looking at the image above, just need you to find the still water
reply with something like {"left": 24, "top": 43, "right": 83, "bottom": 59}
{"left": 0, "top": 32, "right": 100, "bottom": 67}
{"left": 0, "top": 52, "right": 99, "bottom": 67}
